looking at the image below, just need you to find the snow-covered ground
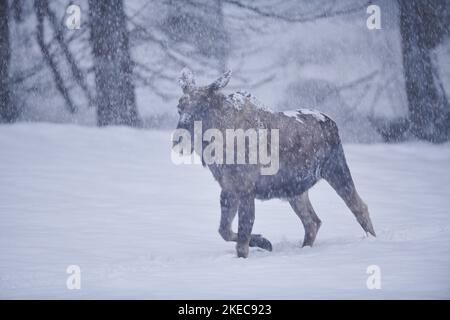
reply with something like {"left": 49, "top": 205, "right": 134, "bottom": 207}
{"left": 0, "top": 123, "right": 449, "bottom": 299}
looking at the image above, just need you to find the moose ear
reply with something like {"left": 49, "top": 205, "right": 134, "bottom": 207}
{"left": 178, "top": 68, "right": 196, "bottom": 94}
{"left": 208, "top": 70, "right": 232, "bottom": 92}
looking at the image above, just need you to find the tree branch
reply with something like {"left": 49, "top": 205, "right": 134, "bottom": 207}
{"left": 224, "top": 0, "right": 370, "bottom": 23}
{"left": 34, "top": 0, "right": 76, "bottom": 113}
{"left": 44, "top": 3, "right": 94, "bottom": 107}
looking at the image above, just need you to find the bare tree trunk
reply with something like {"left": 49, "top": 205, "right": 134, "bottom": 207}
{"left": 0, "top": 0, "right": 16, "bottom": 122}
{"left": 399, "top": 0, "right": 449, "bottom": 143}
{"left": 88, "top": 0, "right": 141, "bottom": 127}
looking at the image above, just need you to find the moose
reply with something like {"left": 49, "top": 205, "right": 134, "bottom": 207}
{"left": 174, "top": 68, "right": 376, "bottom": 258}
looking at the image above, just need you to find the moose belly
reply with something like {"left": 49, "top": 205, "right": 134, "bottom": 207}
{"left": 254, "top": 167, "right": 319, "bottom": 200}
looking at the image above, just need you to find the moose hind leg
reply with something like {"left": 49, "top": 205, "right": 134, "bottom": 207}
{"left": 322, "top": 144, "right": 376, "bottom": 236}
{"left": 289, "top": 191, "right": 322, "bottom": 247}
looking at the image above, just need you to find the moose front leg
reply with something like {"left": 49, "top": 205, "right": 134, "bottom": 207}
{"left": 218, "top": 190, "right": 238, "bottom": 242}
{"left": 236, "top": 193, "right": 256, "bottom": 258}
{"left": 219, "top": 190, "right": 272, "bottom": 255}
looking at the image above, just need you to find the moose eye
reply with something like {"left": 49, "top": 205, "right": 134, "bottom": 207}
{"left": 178, "top": 96, "right": 187, "bottom": 107}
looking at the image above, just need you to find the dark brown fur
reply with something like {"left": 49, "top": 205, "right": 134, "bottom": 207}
{"left": 175, "top": 70, "right": 376, "bottom": 258}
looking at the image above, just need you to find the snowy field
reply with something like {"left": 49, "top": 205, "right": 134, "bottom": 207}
{"left": 0, "top": 123, "right": 449, "bottom": 299}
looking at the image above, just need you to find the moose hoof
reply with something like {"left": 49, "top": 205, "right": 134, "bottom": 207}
{"left": 302, "top": 222, "right": 321, "bottom": 247}
{"left": 250, "top": 234, "right": 272, "bottom": 251}
{"left": 236, "top": 243, "right": 249, "bottom": 258}
{"left": 302, "top": 240, "right": 314, "bottom": 248}
{"left": 357, "top": 215, "right": 376, "bottom": 237}
{"left": 302, "top": 232, "right": 316, "bottom": 247}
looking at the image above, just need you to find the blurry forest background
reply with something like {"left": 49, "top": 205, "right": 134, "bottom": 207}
{"left": 0, "top": 0, "right": 449, "bottom": 143}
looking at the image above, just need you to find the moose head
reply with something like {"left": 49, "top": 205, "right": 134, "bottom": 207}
{"left": 175, "top": 68, "right": 231, "bottom": 133}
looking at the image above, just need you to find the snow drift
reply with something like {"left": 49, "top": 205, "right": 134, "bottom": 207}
{"left": 0, "top": 123, "right": 449, "bottom": 299}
